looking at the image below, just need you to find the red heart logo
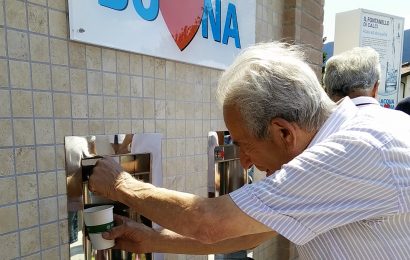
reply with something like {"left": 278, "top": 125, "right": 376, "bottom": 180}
{"left": 160, "top": 0, "right": 203, "bottom": 51}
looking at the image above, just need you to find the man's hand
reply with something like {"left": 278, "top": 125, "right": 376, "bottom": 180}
{"left": 103, "top": 214, "right": 154, "bottom": 253}
{"left": 88, "top": 157, "right": 133, "bottom": 202}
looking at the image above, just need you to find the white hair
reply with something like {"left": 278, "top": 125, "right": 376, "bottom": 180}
{"left": 216, "top": 42, "right": 335, "bottom": 139}
{"left": 323, "top": 47, "right": 381, "bottom": 99}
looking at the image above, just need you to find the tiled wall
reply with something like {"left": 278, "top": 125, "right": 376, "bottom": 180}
{"left": 0, "top": 0, "right": 323, "bottom": 259}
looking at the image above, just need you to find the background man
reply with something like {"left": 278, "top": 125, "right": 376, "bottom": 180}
{"left": 323, "top": 46, "right": 380, "bottom": 107}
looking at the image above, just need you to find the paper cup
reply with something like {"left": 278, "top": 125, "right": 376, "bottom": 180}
{"left": 83, "top": 205, "right": 115, "bottom": 250}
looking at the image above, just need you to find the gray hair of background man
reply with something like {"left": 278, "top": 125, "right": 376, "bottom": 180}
{"left": 216, "top": 42, "right": 335, "bottom": 139}
{"left": 323, "top": 47, "right": 381, "bottom": 101}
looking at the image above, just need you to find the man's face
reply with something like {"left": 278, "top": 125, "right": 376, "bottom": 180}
{"left": 223, "top": 105, "right": 298, "bottom": 177}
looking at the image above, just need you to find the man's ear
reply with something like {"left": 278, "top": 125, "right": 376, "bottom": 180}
{"left": 268, "top": 118, "right": 297, "bottom": 150}
{"left": 372, "top": 80, "right": 379, "bottom": 98}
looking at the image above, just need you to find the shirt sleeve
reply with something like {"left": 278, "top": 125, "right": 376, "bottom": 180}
{"left": 230, "top": 134, "right": 398, "bottom": 245}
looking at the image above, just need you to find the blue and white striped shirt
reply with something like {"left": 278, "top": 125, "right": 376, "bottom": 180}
{"left": 230, "top": 98, "right": 410, "bottom": 259}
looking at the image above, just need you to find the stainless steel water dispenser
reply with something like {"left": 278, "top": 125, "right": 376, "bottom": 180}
{"left": 65, "top": 134, "right": 159, "bottom": 260}
{"left": 208, "top": 131, "right": 249, "bottom": 259}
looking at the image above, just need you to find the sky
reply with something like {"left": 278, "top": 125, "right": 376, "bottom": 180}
{"left": 323, "top": 0, "right": 410, "bottom": 43}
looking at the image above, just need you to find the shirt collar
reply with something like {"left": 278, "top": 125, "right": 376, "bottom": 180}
{"left": 351, "top": 96, "right": 380, "bottom": 106}
{"left": 308, "top": 97, "right": 358, "bottom": 148}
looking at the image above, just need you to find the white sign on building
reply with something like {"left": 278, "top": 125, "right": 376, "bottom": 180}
{"left": 334, "top": 9, "right": 404, "bottom": 108}
{"left": 68, "top": 0, "right": 256, "bottom": 70}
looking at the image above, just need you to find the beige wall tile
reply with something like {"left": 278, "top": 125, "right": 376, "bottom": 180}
{"left": 69, "top": 42, "right": 86, "bottom": 69}
{"left": 155, "top": 79, "right": 166, "bottom": 99}
{"left": 48, "top": 0, "right": 66, "bottom": 11}
{"left": 5, "top": 0, "right": 27, "bottom": 30}
{"left": 87, "top": 71, "right": 103, "bottom": 94}
{"left": 142, "top": 56, "right": 155, "bottom": 77}
{"left": 58, "top": 195, "right": 67, "bottom": 218}
{"left": 0, "top": 177, "right": 16, "bottom": 204}
{"left": 72, "top": 120, "right": 88, "bottom": 135}
{"left": 59, "top": 221, "right": 69, "bottom": 245}
{"left": 71, "top": 94, "right": 88, "bottom": 118}
{"left": 117, "top": 51, "right": 129, "bottom": 74}
{"left": 0, "top": 232, "right": 19, "bottom": 259}
{"left": 89, "top": 120, "right": 104, "bottom": 134}
{"left": 0, "top": 119, "right": 13, "bottom": 146}
{"left": 131, "top": 98, "right": 143, "bottom": 118}
{"left": 42, "top": 247, "right": 60, "bottom": 259}
{"left": 0, "top": 149, "right": 14, "bottom": 177}
{"left": 51, "top": 65, "right": 69, "bottom": 91}
{"left": 70, "top": 68, "right": 86, "bottom": 93}
{"left": 15, "top": 147, "right": 36, "bottom": 174}
{"left": 33, "top": 92, "right": 53, "bottom": 117}
{"left": 28, "top": 4, "right": 48, "bottom": 34}
{"left": 131, "top": 76, "right": 143, "bottom": 97}
{"left": 28, "top": 0, "right": 47, "bottom": 6}
{"left": 50, "top": 38, "right": 68, "bottom": 65}
{"left": 39, "top": 197, "right": 58, "bottom": 224}
{"left": 7, "top": 30, "right": 29, "bottom": 60}
{"left": 118, "top": 97, "right": 131, "bottom": 119}
{"left": 86, "top": 45, "right": 102, "bottom": 70}
{"left": 0, "top": 28, "right": 6, "bottom": 57}
{"left": 143, "top": 99, "right": 154, "bottom": 118}
{"left": 9, "top": 60, "right": 30, "bottom": 89}
{"left": 17, "top": 174, "right": 37, "bottom": 201}
{"left": 21, "top": 253, "right": 41, "bottom": 260}
{"left": 55, "top": 145, "right": 65, "bottom": 169}
{"left": 102, "top": 49, "right": 116, "bottom": 72}
{"left": 18, "top": 201, "right": 39, "bottom": 229}
{"left": 165, "top": 80, "right": 176, "bottom": 100}
{"left": 0, "top": 1, "right": 4, "bottom": 26}
{"left": 155, "top": 100, "right": 166, "bottom": 119}
{"left": 30, "top": 34, "right": 49, "bottom": 62}
{"left": 103, "top": 96, "right": 117, "bottom": 118}
{"left": 118, "top": 120, "right": 131, "bottom": 133}
{"left": 104, "top": 120, "right": 118, "bottom": 134}
{"left": 32, "top": 63, "right": 51, "bottom": 90}
{"left": 165, "top": 100, "right": 176, "bottom": 118}
{"left": 56, "top": 170, "right": 66, "bottom": 194}
{"left": 35, "top": 119, "right": 54, "bottom": 144}
{"left": 130, "top": 54, "right": 142, "bottom": 75}
{"left": 54, "top": 119, "right": 72, "bottom": 143}
{"left": 155, "top": 59, "right": 166, "bottom": 79}
{"left": 49, "top": 9, "right": 67, "bottom": 38}
{"left": 143, "top": 119, "right": 155, "bottom": 132}
{"left": 60, "top": 243, "right": 70, "bottom": 260}
{"left": 0, "top": 59, "right": 9, "bottom": 87}
{"left": 13, "top": 119, "right": 35, "bottom": 146}
{"left": 0, "top": 205, "right": 18, "bottom": 234}
{"left": 143, "top": 78, "right": 155, "bottom": 98}
{"left": 38, "top": 172, "right": 57, "bottom": 198}
{"left": 131, "top": 120, "right": 143, "bottom": 134}
{"left": 118, "top": 75, "right": 130, "bottom": 96}
{"left": 166, "top": 60, "right": 176, "bottom": 80}
{"left": 40, "top": 223, "right": 59, "bottom": 249}
{"left": 88, "top": 95, "right": 103, "bottom": 118}
{"left": 20, "top": 227, "right": 40, "bottom": 256}
{"left": 37, "top": 146, "right": 56, "bottom": 172}
{"left": 103, "top": 72, "right": 117, "bottom": 95}
{"left": 53, "top": 93, "right": 71, "bottom": 117}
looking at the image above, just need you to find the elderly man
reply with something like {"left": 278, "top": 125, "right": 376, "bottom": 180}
{"left": 89, "top": 42, "right": 410, "bottom": 259}
{"left": 323, "top": 46, "right": 381, "bottom": 107}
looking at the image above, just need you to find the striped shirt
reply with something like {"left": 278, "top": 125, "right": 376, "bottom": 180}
{"left": 230, "top": 98, "right": 410, "bottom": 259}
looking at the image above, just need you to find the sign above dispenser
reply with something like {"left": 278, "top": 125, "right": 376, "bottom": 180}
{"left": 68, "top": 0, "right": 256, "bottom": 69}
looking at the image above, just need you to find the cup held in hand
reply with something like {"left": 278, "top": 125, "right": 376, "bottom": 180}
{"left": 83, "top": 205, "right": 115, "bottom": 250}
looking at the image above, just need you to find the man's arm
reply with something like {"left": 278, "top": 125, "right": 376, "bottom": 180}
{"left": 89, "top": 157, "right": 273, "bottom": 244}
{"left": 105, "top": 215, "right": 277, "bottom": 254}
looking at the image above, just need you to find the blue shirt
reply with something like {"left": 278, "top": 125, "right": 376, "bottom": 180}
{"left": 230, "top": 98, "right": 410, "bottom": 259}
